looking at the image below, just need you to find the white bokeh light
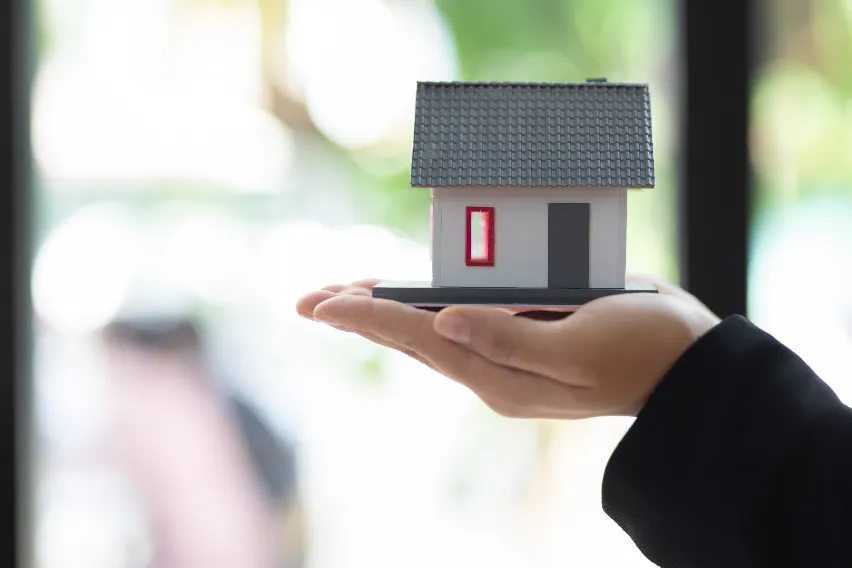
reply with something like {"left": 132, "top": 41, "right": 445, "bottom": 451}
{"left": 36, "top": 468, "right": 152, "bottom": 568}
{"left": 749, "top": 198, "right": 852, "bottom": 404}
{"left": 32, "top": 203, "right": 141, "bottom": 335}
{"left": 32, "top": 65, "right": 294, "bottom": 193}
{"left": 161, "top": 212, "right": 254, "bottom": 306}
{"left": 35, "top": 335, "right": 111, "bottom": 458}
{"left": 284, "top": 0, "right": 458, "bottom": 148}
{"left": 252, "top": 220, "right": 430, "bottom": 320}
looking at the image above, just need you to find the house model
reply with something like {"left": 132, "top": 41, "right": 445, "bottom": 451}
{"left": 373, "top": 79, "right": 658, "bottom": 309}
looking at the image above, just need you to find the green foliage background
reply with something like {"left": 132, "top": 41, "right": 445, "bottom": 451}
{"left": 34, "top": 0, "right": 852, "bottom": 282}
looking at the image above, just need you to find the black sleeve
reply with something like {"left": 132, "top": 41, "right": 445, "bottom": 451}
{"left": 602, "top": 315, "right": 852, "bottom": 568}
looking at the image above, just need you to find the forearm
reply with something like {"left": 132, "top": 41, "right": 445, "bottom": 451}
{"left": 602, "top": 315, "right": 852, "bottom": 567}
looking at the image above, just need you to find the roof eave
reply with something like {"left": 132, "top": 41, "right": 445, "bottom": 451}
{"left": 410, "top": 183, "right": 656, "bottom": 189}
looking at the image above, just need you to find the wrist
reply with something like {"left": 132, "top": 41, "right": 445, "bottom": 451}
{"left": 628, "top": 301, "right": 721, "bottom": 417}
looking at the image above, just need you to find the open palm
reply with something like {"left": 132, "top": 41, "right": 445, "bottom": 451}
{"left": 296, "top": 277, "right": 719, "bottom": 419}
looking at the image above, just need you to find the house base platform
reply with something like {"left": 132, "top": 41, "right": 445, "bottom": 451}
{"left": 372, "top": 281, "right": 658, "bottom": 319}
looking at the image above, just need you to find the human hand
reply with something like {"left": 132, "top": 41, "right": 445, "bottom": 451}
{"left": 296, "top": 278, "right": 720, "bottom": 419}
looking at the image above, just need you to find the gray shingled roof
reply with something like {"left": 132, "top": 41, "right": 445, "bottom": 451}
{"left": 410, "top": 81, "right": 655, "bottom": 188}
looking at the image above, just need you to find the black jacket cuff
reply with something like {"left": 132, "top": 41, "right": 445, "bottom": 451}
{"left": 601, "top": 315, "right": 845, "bottom": 566}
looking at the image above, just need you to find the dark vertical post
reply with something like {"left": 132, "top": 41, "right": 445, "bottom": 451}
{"left": 679, "top": 0, "right": 756, "bottom": 317}
{"left": 1, "top": 0, "right": 33, "bottom": 564}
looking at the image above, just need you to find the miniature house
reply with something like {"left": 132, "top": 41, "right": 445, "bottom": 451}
{"left": 411, "top": 80, "right": 655, "bottom": 290}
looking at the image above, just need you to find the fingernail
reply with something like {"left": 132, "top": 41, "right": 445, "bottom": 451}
{"left": 434, "top": 313, "right": 471, "bottom": 344}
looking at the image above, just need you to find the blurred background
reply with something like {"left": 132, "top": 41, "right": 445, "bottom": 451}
{"left": 21, "top": 0, "right": 852, "bottom": 567}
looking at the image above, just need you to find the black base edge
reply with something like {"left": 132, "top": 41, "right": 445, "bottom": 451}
{"left": 372, "top": 281, "right": 658, "bottom": 320}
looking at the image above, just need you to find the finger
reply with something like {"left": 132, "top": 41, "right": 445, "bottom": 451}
{"left": 297, "top": 291, "right": 432, "bottom": 365}
{"left": 349, "top": 278, "right": 381, "bottom": 290}
{"left": 313, "top": 295, "right": 437, "bottom": 351}
{"left": 349, "top": 329, "right": 435, "bottom": 370}
{"left": 628, "top": 273, "right": 716, "bottom": 315}
{"left": 627, "top": 272, "right": 689, "bottom": 301}
{"left": 339, "top": 287, "right": 372, "bottom": 297}
{"left": 315, "top": 301, "right": 483, "bottom": 401}
{"left": 432, "top": 305, "right": 572, "bottom": 379}
{"left": 296, "top": 290, "right": 337, "bottom": 319}
{"left": 312, "top": 295, "right": 588, "bottom": 416}
{"left": 297, "top": 283, "right": 377, "bottom": 319}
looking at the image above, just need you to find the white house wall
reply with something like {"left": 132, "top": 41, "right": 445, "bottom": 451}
{"left": 432, "top": 187, "right": 627, "bottom": 288}
{"left": 430, "top": 188, "right": 442, "bottom": 285}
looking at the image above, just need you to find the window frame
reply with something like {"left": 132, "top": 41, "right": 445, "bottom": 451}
{"left": 465, "top": 206, "right": 495, "bottom": 267}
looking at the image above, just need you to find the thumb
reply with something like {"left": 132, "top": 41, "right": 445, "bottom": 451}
{"left": 433, "top": 306, "right": 566, "bottom": 377}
